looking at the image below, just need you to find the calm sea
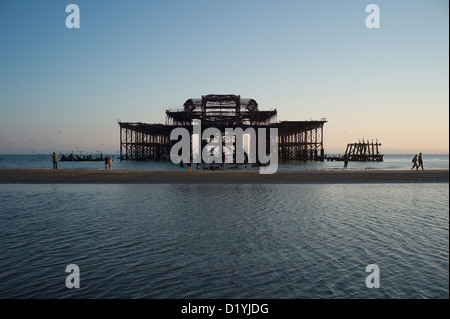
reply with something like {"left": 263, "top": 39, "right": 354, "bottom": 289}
{"left": 0, "top": 154, "right": 448, "bottom": 170}
{"left": 0, "top": 183, "right": 448, "bottom": 299}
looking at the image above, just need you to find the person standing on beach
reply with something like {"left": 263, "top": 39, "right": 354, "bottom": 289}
{"left": 104, "top": 156, "right": 109, "bottom": 170}
{"left": 411, "top": 154, "right": 418, "bottom": 170}
{"left": 343, "top": 156, "right": 348, "bottom": 170}
{"left": 52, "top": 152, "right": 58, "bottom": 169}
{"left": 108, "top": 156, "right": 112, "bottom": 170}
{"left": 222, "top": 151, "right": 226, "bottom": 171}
{"left": 188, "top": 152, "right": 193, "bottom": 171}
{"left": 417, "top": 153, "right": 424, "bottom": 170}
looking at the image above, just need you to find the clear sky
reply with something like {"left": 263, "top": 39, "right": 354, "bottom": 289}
{"left": 0, "top": 0, "right": 448, "bottom": 155}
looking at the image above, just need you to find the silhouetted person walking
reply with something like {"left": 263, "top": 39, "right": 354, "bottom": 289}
{"left": 222, "top": 151, "right": 226, "bottom": 171}
{"left": 411, "top": 154, "right": 418, "bottom": 170}
{"left": 188, "top": 152, "right": 193, "bottom": 171}
{"left": 52, "top": 152, "right": 58, "bottom": 169}
{"left": 417, "top": 153, "right": 424, "bottom": 170}
{"left": 343, "top": 156, "right": 349, "bottom": 170}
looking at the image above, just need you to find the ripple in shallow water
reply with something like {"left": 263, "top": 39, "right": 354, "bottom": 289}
{"left": 0, "top": 183, "right": 448, "bottom": 298}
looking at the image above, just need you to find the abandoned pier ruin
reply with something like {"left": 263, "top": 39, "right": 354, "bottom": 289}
{"left": 119, "top": 94, "right": 327, "bottom": 162}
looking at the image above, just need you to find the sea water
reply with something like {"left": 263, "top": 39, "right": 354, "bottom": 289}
{"left": 0, "top": 154, "right": 448, "bottom": 170}
{"left": 0, "top": 183, "right": 448, "bottom": 299}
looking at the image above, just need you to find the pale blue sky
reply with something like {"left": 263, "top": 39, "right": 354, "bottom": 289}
{"left": 0, "top": 0, "right": 448, "bottom": 154}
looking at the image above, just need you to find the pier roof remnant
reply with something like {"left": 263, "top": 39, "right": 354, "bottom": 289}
{"left": 166, "top": 94, "right": 277, "bottom": 126}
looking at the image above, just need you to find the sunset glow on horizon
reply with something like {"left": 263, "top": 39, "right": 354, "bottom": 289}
{"left": 0, "top": 0, "right": 448, "bottom": 155}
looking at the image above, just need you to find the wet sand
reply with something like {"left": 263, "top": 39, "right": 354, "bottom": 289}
{"left": 0, "top": 168, "right": 448, "bottom": 184}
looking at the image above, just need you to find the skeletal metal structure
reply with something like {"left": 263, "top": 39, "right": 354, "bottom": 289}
{"left": 119, "top": 94, "right": 327, "bottom": 162}
{"left": 343, "top": 139, "right": 383, "bottom": 161}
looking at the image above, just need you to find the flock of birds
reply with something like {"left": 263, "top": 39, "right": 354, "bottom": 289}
{"left": 7, "top": 131, "right": 119, "bottom": 155}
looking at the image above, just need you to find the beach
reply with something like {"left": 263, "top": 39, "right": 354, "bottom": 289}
{"left": 0, "top": 168, "right": 448, "bottom": 184}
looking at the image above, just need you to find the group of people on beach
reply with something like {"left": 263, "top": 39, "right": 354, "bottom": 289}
{"left": 52, "top": 152, "right": 113, "bottom": 170}
{"left": 181, "top": 151, "right": 227, "bottom": 171}
{"left": 342, "top": 153, "right": 425, "bottom": 170}
{"left": 104, "top": 156, "right": 112, "bottom": 170}
{"left": 51, "top": 151, "right": 427, "bottom": 171}
{"left": 411, "top": 153, "right": 424, "bottom": 170}
{"left": 180, "top": 152, "right": 199, "bottom": 171}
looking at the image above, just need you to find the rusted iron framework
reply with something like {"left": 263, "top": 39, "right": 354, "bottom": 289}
{"left": 344, "top": 139, "right": 383, "bottom": 161}
{"left": 325, "top": 139, "right": 383, "bottom": 162}
{"left": 119, "top": 94, "right": 327, "bottom": 161}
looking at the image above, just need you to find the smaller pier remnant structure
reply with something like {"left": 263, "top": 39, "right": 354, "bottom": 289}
{"left": 344, "top": 139, "right": 383, "bottom": 161}
{"left": 326, "top": 139, "right": 383, "bottom": 162}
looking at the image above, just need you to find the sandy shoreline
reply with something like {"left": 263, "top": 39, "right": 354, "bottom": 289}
{"left": 0, "top": 168, "right": 448, "bottom": 184}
